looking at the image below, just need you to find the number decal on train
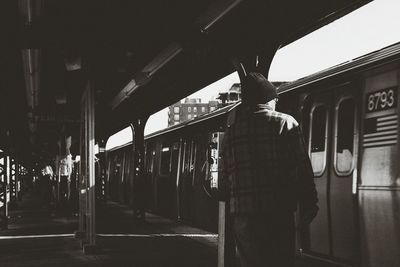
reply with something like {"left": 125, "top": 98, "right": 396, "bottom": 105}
{"left": 366, "top": 87, "right": 397, "bottom": 113}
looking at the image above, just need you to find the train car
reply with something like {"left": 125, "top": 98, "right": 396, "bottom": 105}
{"left": 106, "top": 105, "right": 235, "bottom": 231}
{"left": 278, "top": 42, "right": 400, "bottom": 267}
{"left": 105, "top": 42, "right": 400, "bottom": 266}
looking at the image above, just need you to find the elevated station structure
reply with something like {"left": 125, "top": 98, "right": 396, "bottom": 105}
{"left": 0, "top": 0, "right": 372, "bottom": 259}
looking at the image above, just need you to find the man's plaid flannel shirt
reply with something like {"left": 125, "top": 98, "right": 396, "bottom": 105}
{"left": 221, "top": 104, "right": 318, "bottom": 215}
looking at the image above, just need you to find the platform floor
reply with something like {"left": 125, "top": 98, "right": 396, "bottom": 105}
{"left": 0, "top": 192, "right": 325, "bottom": 267}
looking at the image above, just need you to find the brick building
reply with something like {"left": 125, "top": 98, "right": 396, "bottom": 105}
{"left": 168, "top": 98, "right": 219, "bottom": 126}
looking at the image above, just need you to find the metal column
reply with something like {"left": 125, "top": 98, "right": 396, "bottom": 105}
{"left": 10, "top": 158, "right": 17, "bottom": 207}
{"left": 0, "top": 151, "right": 8, "bottom": 229}
{"left": 131, "top": 118, "right": 146, "bottom": 220}
{"left": 176, "top": 139, "right": 183, "bottom": 221}
{"left": 77, "top": 82, "right": 96, "bottom": 253}
{"left": 96, "top": 144, "right": 107, "bottom": 203}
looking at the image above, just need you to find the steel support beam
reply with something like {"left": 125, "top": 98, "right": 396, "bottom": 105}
{"left": 131, "top": 118, "right": 147, "bottom": 220}
{"left": 77, "top": 124, "right": 86, "bottom": 237}
{"left": 77, "top": 81, "right": 96, "bottom": 253}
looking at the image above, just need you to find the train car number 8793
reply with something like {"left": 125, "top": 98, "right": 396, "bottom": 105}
{"left": 366, "top": 87, "right": 397, "bottom": 113}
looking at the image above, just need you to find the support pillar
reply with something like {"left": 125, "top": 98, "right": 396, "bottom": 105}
{"left": 176, "top": 139, "right": 183, "bottom": 221}
{"left": 131, "top": 117, "right": 147, "bottom": 221}
{"left": 0, "top": 150, "right": 8, "bottom": 229}
{"left": 9, "top": 158, "right": 17, "bottom": 208}
{"left": 77, "top": 81, "right": 96, "bottom": 253}
{"left": 96, "top": 141, "right": 107, "bottom": 204}
{"left": 217, "top": 199, "right": 236, "bottom": 267}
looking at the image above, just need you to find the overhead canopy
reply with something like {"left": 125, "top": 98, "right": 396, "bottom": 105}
{"left": 0, "top": 0, "right": 372, "bottom": 167}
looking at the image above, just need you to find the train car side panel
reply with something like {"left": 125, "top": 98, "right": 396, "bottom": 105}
{"left": 359, "top": 68, "right": 400, "bottom": 267}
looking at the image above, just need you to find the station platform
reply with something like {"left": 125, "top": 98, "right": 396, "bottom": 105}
{"left": 0, "top": 192, "right": 322, "bottom": 267}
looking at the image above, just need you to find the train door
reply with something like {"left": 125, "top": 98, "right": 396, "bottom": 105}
{"left": 329, "top": 88, "right": 358, "bottom": 263}
{"left": 110, "top": 153, "right": 121, "bottom": 202}
{"left": 157, "top": 142, "right": 171, "bottom": 216}
{"left": 123, "top": 150, "right": 132, "bottom": 205}
{"left": 118, "top": 151, "right": 126, "bottom": 203}
{"left": 302, "top": 85, "right": 359, "bottom": 264}
{"left": 179, "top": 139, "right": 195, "bottom": 222}
{"left": 145, "top": 144, "right": 156, "bottom": 211}
{"left": 170, "top": 141, "right": 180, "bottom": 219}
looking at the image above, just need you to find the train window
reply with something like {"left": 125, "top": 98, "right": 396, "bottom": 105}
{"left": 301, "top": 95, "right": 313, "bottom": 143}
{"left": 183, "top": 141, "right": 191, "bottom": 173}
{"left": 310, "top": 105, "right": 327, "bottom": 176}
{"left": 171, "top": 143, "right": 180, "bottom": 175}
{"left": 202, "top": 107, "right": 206, "bottom": 112}
{"left": 160, "top": 146, "right": 171, "bottom": 176}
{"left": 335, "top": 98, "right": 355, "bottom": 175}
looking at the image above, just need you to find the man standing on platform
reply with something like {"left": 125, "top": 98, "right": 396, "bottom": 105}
{"left": 221, "top": 72, "right": 318, "bottom": 267}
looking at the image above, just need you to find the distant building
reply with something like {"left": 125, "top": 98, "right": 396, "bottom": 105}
{"left": 168, "top": 98, "right": 219, "bottom": 126}
{"left": 168, "top": 81, "right": 285, "bottom": 126}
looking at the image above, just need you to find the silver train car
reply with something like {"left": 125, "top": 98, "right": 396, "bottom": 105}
{"left": 105, "top": 42, "right": 400, "bottom": 267}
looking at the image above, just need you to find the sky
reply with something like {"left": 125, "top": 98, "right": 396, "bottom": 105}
{"left": 106, "top": 0, "right": 400, "bottom": 150}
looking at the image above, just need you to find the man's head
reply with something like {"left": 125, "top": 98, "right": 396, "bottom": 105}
{"left": 242, "top": 72, "right": 278, "bottom": 107}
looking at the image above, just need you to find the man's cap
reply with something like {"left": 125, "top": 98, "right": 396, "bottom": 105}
{"left": 242, "top": 72, "right": 278, "bottom": 104}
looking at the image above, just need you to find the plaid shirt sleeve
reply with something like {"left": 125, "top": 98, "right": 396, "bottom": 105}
{"left": 283, "top": 117, "right": 318, "bottom": 210}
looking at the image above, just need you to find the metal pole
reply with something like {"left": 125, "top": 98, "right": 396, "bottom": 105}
{"left": 78, "top": 88, "right": 87, "bottom": 236}
{"left": 218, "top": 200, "right": 235, "bottom": 267}
{"left": 5, "top": 156, "right": 9, "bottom": 219}
{"left": 175, "top": 139, "right": 183, "bottom": 221}
{"left": 78, "top": 99, "right": 86, "bottom": 235}
{"left": 132, "top": 119, "right": 146, "bottom": 220}
{"left": 84, "top": 81, "right": 96, "bottom": 252}
{"left": 15, "top": 160, "right": 19, "bottom": 202}
{"left": 218, "top": 202, "right": 226, "bottom": 267}
{"left": 0, "top": 150, "right": 8, "bottom": 229}
{"left": 9, "top": 158, "right": 17, "bottom": 207}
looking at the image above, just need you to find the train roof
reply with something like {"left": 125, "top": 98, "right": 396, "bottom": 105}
{"left": 146, "top": 102, "right": 240, "bottom": 140}
{"left": 278, "top": 42, "right": 400, "bottom": 94}
{"left": 107, "top": 102, "right": 239, "bottom": 152}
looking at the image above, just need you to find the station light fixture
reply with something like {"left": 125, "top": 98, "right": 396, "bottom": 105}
{"left": 196, "top": 0, "right": 243, "bottom": 33}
